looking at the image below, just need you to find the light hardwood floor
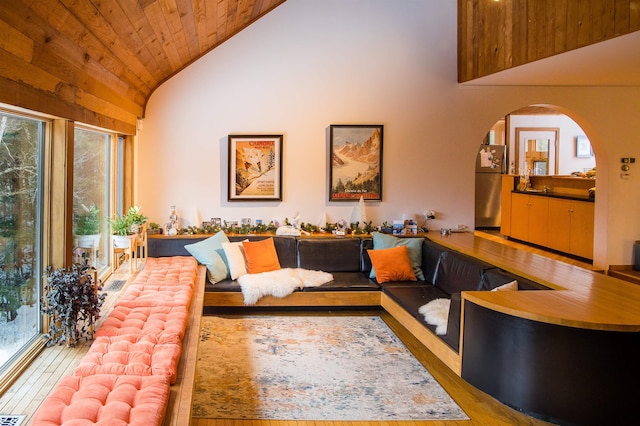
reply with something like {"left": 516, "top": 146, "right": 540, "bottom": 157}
{"left": 0, "top": 232, "right": 578, "bottom": 425}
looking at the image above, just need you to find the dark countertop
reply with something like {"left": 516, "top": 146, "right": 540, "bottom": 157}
{"left": 512, "top": 190, "right": 594, "bottom": 202}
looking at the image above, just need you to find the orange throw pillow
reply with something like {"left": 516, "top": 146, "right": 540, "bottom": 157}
{"left": 368, "top": 246, "right": 417, "bottom": 284}
{"left": 242, "top": 238, "right": 281, "bottom": 274}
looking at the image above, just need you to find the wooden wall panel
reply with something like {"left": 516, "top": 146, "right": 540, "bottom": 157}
{"left": 0, "top": 1, "right": 285, "bottom": 134}
{"left": 459, "top": 0, "right": 640, "bottom": 82}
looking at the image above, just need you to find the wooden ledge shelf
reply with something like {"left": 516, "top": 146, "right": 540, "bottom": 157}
{"left": 608, "top": 264, "right": 640, "bottom": 285}
{"left": 429, "top": 232, "right": 640, "bottom": 331}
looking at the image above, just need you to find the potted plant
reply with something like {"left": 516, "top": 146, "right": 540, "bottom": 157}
{"left": 40, "top": 263, "right": 107, "bottom": 347}
{"left": 380, "top": 221, "right": 393, "bottom": 234}
{"left": 109, "top": 206, "right": 147, "bottom": 248}
{"left": 147, "top": 221, "right": 161, "bottom": 235}
{"left": 126, "top": 205, "right": 147, "bottom": 234}
{"left": 74, "top": 204, "right": 101, "bottom": 247}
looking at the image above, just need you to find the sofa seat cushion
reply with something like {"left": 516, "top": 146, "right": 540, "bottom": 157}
{"left": 206, "top": 278, "right": 241, "bottom": 292}
{"left": 96, "top": 305, "right": 188, "bottom": 339}
{"left": 31, "top": 374, "right": 170, "bottom": 426}
{"left": 383, "top": 284, "right": 450, "bottom": 322}
{"left": 301, "top": 272, "right": 379, "bottom": 291}
{"left": 74, "top": 334, "right": 182, "bottom": 384}
{"left": 206, "top": 272, "right": 380, "bottom": 292}
{"left": 298, "top": 238, "right": 363, "bottom": 272}
{"left": 384, "top": 285, "right": 461, "bottom": 351}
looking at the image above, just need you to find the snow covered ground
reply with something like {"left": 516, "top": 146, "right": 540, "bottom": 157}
{"left": 0, "top": 304, "right": 38, "bottom": 368}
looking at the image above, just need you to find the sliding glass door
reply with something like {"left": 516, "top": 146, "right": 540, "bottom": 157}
{"left": 0, "top": 112, "right": 44, "bottom": 371}
{"left": 72, "top": 127, "right": 111, "bottom": 276}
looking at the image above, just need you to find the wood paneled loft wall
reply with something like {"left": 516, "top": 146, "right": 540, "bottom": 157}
{"left": 0, "top": 1, "right": 285, "bottom": 134}
{"left": 458, "top": 0, "right": 640, "bottom": 82}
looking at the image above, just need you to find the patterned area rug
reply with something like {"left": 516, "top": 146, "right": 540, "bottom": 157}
{"left": 193, "top": 315, "right": 468, "bottom": 421}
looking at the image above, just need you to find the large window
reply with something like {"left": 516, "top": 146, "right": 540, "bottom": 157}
{"left": 72, "top": 128, "right": 111, "bottom": 275}
{"left": 0, "top": 112, "right": 44, "bottom": 371}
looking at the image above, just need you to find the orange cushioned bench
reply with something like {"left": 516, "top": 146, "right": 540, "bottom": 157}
{"left": 95, "top": 305, "right": 189, "bottom": 339}
{"left": 32, "top": 256, "right": 198, "bottom": 426}
{"left": 75, "top": 334, "right": 183, "bottom": 384}
{"left": 31, "top": 374, "right": 171, "bottom": 425}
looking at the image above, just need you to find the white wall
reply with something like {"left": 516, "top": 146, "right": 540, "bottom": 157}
{"left": 137, "top": 0, "right": 640, "bottom": 269}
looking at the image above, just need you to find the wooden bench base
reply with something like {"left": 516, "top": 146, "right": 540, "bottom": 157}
{"left": 204, "top": 290, "right": 381, "bottom": 307}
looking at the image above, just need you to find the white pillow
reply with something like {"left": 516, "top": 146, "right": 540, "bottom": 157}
{"left": 491, "top": 280, "right": 519, "bottom": 291}
{"left": 222, "top": 240, "right": 248, "bottom": 280}
{"left": 418, "top": 298, "right": 451, "bottom": 335}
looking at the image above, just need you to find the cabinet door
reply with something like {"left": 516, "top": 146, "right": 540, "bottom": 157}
{"left": 548, "top": 198, "right": 571, "bottom": 253}
{"left": 570, "top": 201, "right": 595, "bottom": 259}
{"left": 500, "top": 176, "right": 516, "bottom": 236}
{"left": 528, "top": 196, "right": 549, "bottom": 247}
{"left": 510, "top": 193, "right": 530, "bottom": 241}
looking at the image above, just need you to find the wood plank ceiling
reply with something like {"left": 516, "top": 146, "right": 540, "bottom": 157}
{"left": 0, "top": 0, "right": 286, "bottom": 134}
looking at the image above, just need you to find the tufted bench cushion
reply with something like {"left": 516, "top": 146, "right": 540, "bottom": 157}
{"left": 133, "top": 256, "right": 197, "bottom": 288}
{"left": 74, "top": 334, "right": 182, "bottom": 384}
{"left": 31, "top": 374, "right": 170, "bottom": 426}
{"left": 115, "top": 284, "right": 193, "bottom": 309}
{"left": 96, "top": 305, "right": 188, "bottom": 339}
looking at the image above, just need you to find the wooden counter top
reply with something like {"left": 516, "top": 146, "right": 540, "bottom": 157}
{"left": 428, "top": 231, "right": 640, "bottom": 331}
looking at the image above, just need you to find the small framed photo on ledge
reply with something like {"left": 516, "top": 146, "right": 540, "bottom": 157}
{"left": 576, "top": 135, "right": 593, "bottom": 158}
{"left": 228, "top": 134, "right": 283, "bottom": 201}
{"left": 329, "top": 124, "right": 383, "bottom": 201}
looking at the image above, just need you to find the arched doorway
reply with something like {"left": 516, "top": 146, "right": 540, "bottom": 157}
{"left": 475, "top": 105, "right": 597, "bottom": 261}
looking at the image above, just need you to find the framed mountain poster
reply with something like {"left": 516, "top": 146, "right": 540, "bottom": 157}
{"left": 228, "top": 134, "right": 283, "bottom": 201}
{"left": 329, "top": 124, "right": 383, "bottom": 201}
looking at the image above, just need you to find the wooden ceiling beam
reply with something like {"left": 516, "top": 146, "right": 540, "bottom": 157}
{"left": 0, "top": 0, "right": 287, "bottom": 132}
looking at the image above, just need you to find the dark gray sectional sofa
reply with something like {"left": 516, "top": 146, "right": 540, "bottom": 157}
{"left": 148, "top": 234, "right": 550, "bottom": 352}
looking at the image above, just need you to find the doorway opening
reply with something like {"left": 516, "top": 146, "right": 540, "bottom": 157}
{"left": 474, "top": 105, "right": 596, "bottom": 261}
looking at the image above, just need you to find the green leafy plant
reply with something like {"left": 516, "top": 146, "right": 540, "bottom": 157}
{"left": 109, "top": 213, "right": 133, "bottom": 236}
{"left": 109, "top": 206, "right": 148, "bottom": 235}
{"left": 126, "top": 205, "right": 147, "bottom": 227}
{"left": 40, "top": 264, "right": 106, "bottom": 347}
{"left": 74, "top": 204, "right": 101, "bottom": 235}
{"left": 362, "top": 220, "right": 374, "bottom": 234}
{"left": 322, "top": 222, "right": 336, "bottom": 233}
{"left": 149, "top": 222, "right": 160, "bottom": 230}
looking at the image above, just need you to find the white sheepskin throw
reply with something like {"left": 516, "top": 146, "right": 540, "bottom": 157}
{"left": 237, "top": 268, "right": 334, "bottom": 305}
{"left": 418, "top": 298, "right": 451, "bottom": 335}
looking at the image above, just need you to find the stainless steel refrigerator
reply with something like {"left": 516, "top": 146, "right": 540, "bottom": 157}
{"left": 475, "top": 144, "right": 506, "bottom": 229}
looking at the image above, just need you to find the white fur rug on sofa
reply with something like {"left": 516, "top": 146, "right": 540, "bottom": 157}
{"left": 418, "top": 298, "right": 451, "bottom": 335}
{"left": 238, "top": 268, "right": 334, "bottom": 305}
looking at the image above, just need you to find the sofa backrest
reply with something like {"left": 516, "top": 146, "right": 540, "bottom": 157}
{"left": 297, "top": 238, "right": 363, "bottom": 272}
{"left": 434, "top": 251, "right": 495, "bottom": 294}
{"left": 480, "top": 268, "right": 550, "bottom": 291}
{"left": 147, "top": 235, "right": 298, "bottom": 268}
{"left": 361, "top": 238, "right": 373, "bottom": 274}
{"left": 422, "top": 239, "right": 450, "bottom": 284}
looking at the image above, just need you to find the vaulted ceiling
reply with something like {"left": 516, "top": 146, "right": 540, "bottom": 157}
{"left": 1, "top": 1, "right": 638, "bottom": 134}
{"left": 0, "top": 0, "right": 286, "bottom": 133}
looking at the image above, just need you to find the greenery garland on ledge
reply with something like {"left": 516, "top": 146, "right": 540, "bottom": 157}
{"left": 176, "top": 219, "right": 383, "bottom": 236}
{"left": 40, "top": 264, "right": 107, "bottom": 347}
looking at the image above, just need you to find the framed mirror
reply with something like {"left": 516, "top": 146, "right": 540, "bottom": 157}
{"left": 515, "top": 127, "right": 559, "bottom": 175}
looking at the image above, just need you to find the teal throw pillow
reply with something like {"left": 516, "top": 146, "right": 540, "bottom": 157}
{"left": 370, "top": 232, "right": 425, "bottom": 281}
{"left": 184, "top": 230, "right": 230, "bottom": 283}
